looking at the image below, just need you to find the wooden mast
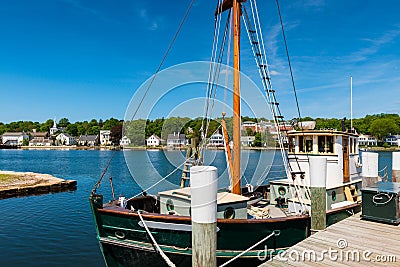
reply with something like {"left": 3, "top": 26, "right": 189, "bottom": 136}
{"left": 232, "top": 0, "right": 241, "bottom": 195}
{"left": 216, "top": 0, "right": 242, "bottom": 195}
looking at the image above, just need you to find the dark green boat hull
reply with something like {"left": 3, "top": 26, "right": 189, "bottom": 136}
{"left": 90, "top": 195, "right": 360, "bottom": 267}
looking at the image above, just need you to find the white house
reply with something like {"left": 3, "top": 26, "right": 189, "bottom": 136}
{"left": 146, "top": 134, "right": 162, "bottom": 147}
{"left": 167, "top": 132, "right": 186, "bottom": 148}
{"left": 385, "top": 135, "right": 400, "bottom": 146}
{"left": 1, "top": 132, "right": 30, "bottom": 146}
{"left": 29, "top": 132, "right": 52, "bottom": 146}
{"left": 100, "top": 130, "right": 111, "bottom": 146}
{"left": 120, "top": 136, "right": 131, "bottom": 146}
{"left": 56, "top": 133, "right": 76, "bottom": 146}
{"left": 78, "top": 135, "right": 99, "bottom": 146}
{"left": 208, "top": 133, "right": 224, "bottom": 147}
{"left": 358, "top": 134, "right": 377, "bottom": 146}
{"left": 241, "top": 136, "right": 255, "bottom": 147}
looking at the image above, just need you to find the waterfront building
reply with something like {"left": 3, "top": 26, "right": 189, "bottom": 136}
{"left": 358, "top": 134, "right": 377, "bottom": 146}
{"left": 29, "top": 132, "right": 52, "bottom": 146}
{"left": 120, "top": 136, "right": 131, "bottom": 146}
{"left": 49, "top": 118, "right": 59, "bottom": 135}
{"left": 146, "top": 134, "right": 162, "bottom": 147}
{"left": 241, "top": 135, "right": 255, "bottom": 146}
{"left": 208, "top": 133, "right": 224, "bottom": 147}
{"left": 78, "top": 135, "right": 99, "bottom": 146}
{"left": 241, "top": 121, "right": 259, "bottom": 133}
{"left": 385, "top": 135, "right": 400, "bottom": 146}
{"left": 1, "top": 132, "right": 30, "bottom": 146}
{"left": 167, "top": 132, "right": 186, "bottom": 148}
{"left": 100, "top": 130, "right": 111, "bottom": 146}
{"left": 56, "top": 133, "right": 76, "bottom": 146}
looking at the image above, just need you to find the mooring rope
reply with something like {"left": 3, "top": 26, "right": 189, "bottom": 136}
{"left": 137, "top": 210, "right": 176, "bottom": 267}
{"left": 219, "top": 230, "right": 280, "bottom": 267}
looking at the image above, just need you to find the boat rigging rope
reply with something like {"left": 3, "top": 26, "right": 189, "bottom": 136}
{"left": 129, "top": 0, "right": 195, "bottom": 121}
{"left": 202, "top": 0, "right": 224, "bottom": 145}
{"left": 92, "top": 150, "right": 117, "bottom": 194}
{"left": 128, "top": 127, "right": 222, "bottom": 200}
{"left": 201, "top": 6, "right": 231, "bottom": 156}
{"left": 219, "top": 230, "right": 280, "bottom": 267}
{"left": 205, "top": 12, "right": 231, "bottom": 133}
{"left": 242, "top": 1, "right": 307, "bottom": 212}
{"left": 275, "top": 0, "right": 312, "bottom": 203}
{"left": 95, "top": 1, "right": 195, "bottom": 191}
{"left": 127, "top": 157, "right": 191, "bottom": 201}
{"left": 275, "top": 0, "right": 302, "bottom": 123}
{"left": 137, "top": 210, "right": 176, "bottom": 267}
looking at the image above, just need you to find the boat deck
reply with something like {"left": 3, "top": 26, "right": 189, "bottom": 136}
{"left": 259, "top": 213, "right": 400, "bottom": 266}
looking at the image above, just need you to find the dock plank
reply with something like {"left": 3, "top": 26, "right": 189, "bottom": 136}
{"left": 260, "top": 213, "right": 400, "bottom": 267}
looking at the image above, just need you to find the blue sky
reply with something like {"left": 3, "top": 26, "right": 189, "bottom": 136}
{"left": 0, "top": 0, "right": 399, "bottom": 123}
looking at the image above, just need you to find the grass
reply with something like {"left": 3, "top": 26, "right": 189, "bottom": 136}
{"left": 0, "top": 174, "right": 22, "bottom": 184}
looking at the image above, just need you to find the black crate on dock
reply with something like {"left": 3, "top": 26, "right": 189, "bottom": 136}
{"left": 361, "top": 182, "right": 400, "bottom": 225}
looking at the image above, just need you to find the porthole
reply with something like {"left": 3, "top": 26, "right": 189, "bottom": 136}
{"left": 224, "top": 207, "right": 235, "bottom": 219}
{"left": 278, "top": 186, "right": 286, "bottom": 196}
{"left": 332, "top": 191, "right": 337, "bottom": 201}
{"left": 166, "top": 199, "right": 174, "bottom": 211}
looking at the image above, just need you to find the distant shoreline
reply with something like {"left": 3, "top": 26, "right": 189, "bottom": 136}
{"left": 0, "top": 145, "right": 398, "bottom": 152}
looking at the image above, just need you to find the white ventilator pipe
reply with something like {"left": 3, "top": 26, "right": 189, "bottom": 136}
{"left": 190, "top": 166, "right": 218, "bottom": 267}
{"left": 362, "top": 152, "right": 379, "bottom": 178}
{"left": 309, "top": 156, "right": 327, "bottom": 188}
{"left": 392, "top": 152, "right": 400, "bottom": 182}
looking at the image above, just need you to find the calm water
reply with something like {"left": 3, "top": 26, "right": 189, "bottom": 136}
{"left": 0, "top": 149, "right": 393, "bottom": 266}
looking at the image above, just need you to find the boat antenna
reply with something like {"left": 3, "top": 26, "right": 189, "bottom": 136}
{"left": 350, "top": 76, "right": 353, "bottom": 131}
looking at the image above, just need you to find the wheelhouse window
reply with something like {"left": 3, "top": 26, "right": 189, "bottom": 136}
{"left": 288, "top": 137, "right": 295, "bottom": 153}
{"left": 317, "top": 135, "right": 334, "bottom": 153}
{"left": 298, "top": 136, "right": 313, "bottom": 153}
{"left": 299, "top": 136, "right": 304, "bottom": 152}
{"left": 306, "top": 139, "right": 313, "bottom": 153}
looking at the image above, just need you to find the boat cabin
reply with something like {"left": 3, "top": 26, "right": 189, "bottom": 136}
{"left": 159, "top": 187, "right": 249, "bottom": 219}
{"left": 270, "top": 128, "right": 363, "bottom": 212}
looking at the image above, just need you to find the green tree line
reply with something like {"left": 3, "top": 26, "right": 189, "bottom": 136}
{"left": 306, "top": 113, "right": 400, "bottom": 142}
{"left": 1, "top": 113, "right": 399, "bottom": 145}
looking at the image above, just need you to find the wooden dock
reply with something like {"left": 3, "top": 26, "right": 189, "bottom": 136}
{"left": 260, "top": 213, "right": 399, "bottom": 266}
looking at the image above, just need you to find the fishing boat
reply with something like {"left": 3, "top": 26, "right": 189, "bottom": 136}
{"left": 90, "top": 1, "right": 363, "bottom": 266}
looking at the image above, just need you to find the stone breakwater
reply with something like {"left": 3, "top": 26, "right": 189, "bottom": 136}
{"left": 0, "top": 171, "right": 77, "bottom": 199}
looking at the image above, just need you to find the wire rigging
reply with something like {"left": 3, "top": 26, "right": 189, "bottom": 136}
{"left": 275, "top": 0, "right": 303, "bottom": 122}
{"left": 94, "top": 0, "right": 196, "bottom": 191}
{"left": 130, "top": 0, "right": 196, "bottom": 121}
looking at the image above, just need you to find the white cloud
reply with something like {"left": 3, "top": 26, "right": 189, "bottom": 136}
{"left": 269, "top": 70, "right": 280, "bottom": 76}
{"left": 338, "top": 27, "right": 400, "bottom": 63}
{"left": 138, "top": 10, "right": 163, "bottom": 31}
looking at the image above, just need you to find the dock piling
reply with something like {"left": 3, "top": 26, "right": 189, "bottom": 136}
{"left": 309, "top": 156, "right": 327, "bottom": 232}
{"left": 190, "top": 166, "right": 218, "bottom": 267}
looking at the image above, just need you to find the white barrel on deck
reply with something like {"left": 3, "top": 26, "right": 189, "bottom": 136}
{"left": 190, "top": 166, "right": 218, "bottom": 224}
{"left": 309, "top": 156, "right": 327, "bottom": 188}
{"left": 392, "top": 152, "right": 400, "bottom": 182}
{"left": 362, "top": 152, "right": 378, "bottom": 177}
